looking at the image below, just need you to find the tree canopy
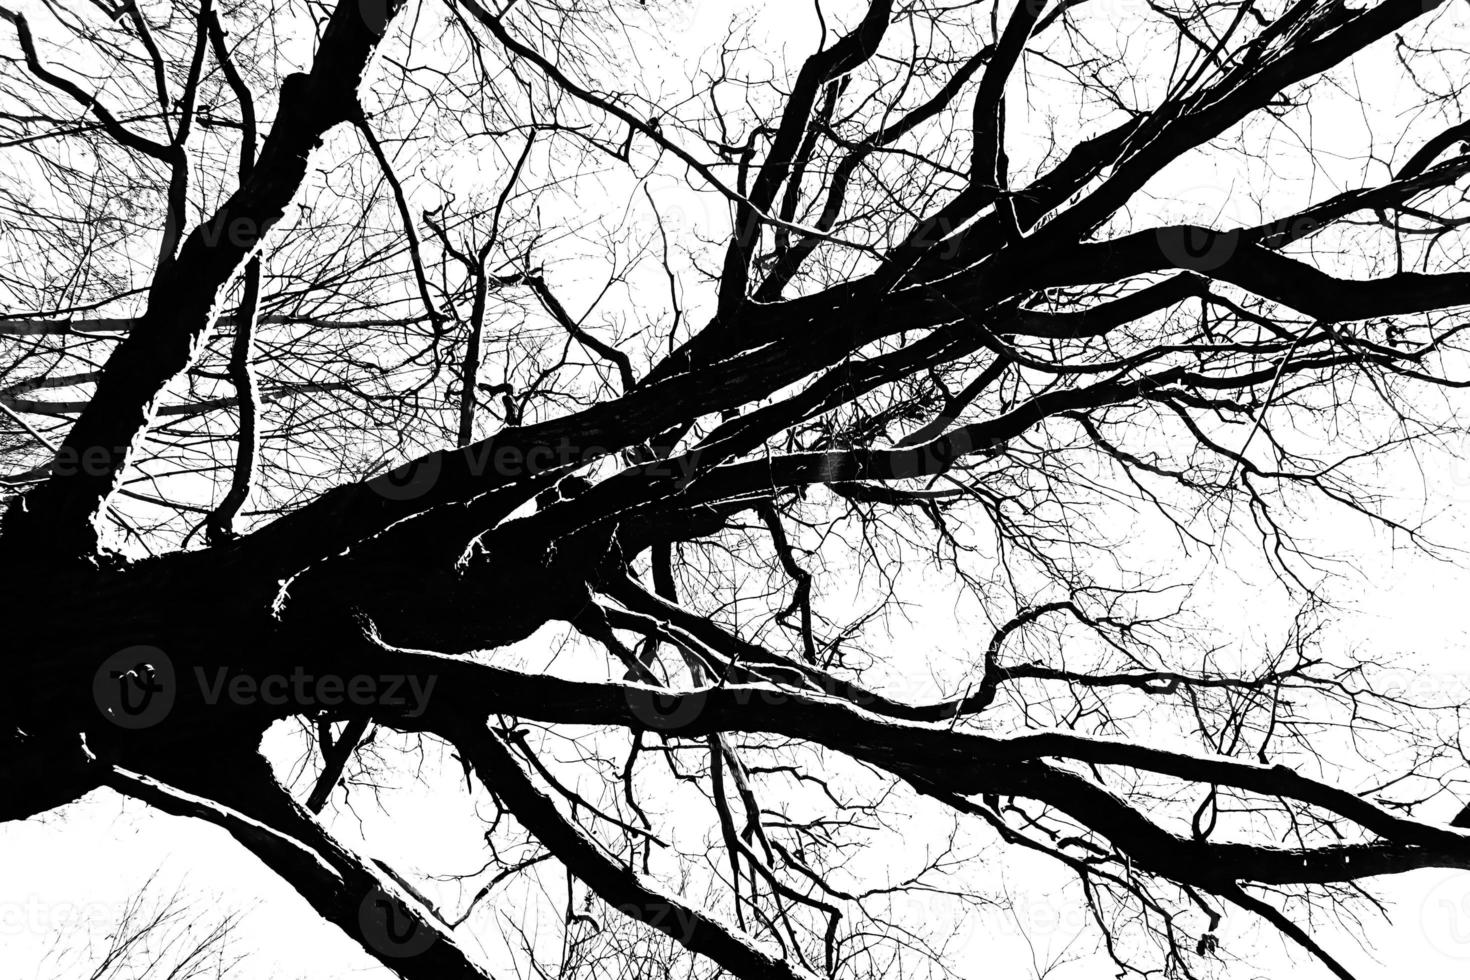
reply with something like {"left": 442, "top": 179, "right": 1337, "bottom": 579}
{"left": 4, "top": 0, "right": 1470, "bottom": 977}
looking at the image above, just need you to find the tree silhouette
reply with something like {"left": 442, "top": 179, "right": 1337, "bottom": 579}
{"left": 3, "top": 0, "right": 1470, "bottom": 977}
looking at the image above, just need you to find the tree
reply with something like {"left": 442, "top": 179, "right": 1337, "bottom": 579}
{"left": 35, "top": 875, "right": 243, "bottom": 980}
{"left": 2, "top": 0, "right": 1470, "bottom": 976}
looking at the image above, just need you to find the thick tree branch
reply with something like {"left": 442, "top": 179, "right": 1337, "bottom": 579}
{"left": 445, "top": 718, "right": 819, "bottom": 980}
{"left": 1, "top": 0, "right": 407, "bottom": 559}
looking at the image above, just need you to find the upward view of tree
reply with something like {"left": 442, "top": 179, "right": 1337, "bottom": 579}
{"left": 4, "top": 0, "right": 1470, "bottom": 976}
